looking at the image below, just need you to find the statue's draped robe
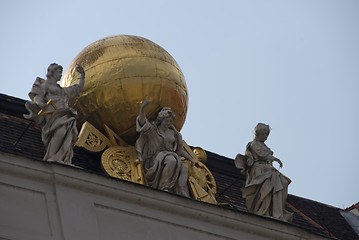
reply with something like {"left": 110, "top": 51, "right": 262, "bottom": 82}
{"left": 24, "top": 77, "right": 81, "bottom": 163}
{"left": 241, "top": 140, "right": 293, "bottom": 222}
{"left": 135, "top": 117, "right": 189, "bottom": 196}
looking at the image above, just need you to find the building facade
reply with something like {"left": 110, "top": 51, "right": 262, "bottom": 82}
{"left": 0, "top": 93, "right": 357, "bottom": 240}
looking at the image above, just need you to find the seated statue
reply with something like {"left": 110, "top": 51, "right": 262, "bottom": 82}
{"left": 135, "top": 100, "right": 195, "bottom": 197}
{"left": 235, "top": 123, "right": 292, "bottom": 222}
{"left": 24, "top": 63, "right": 85, "bottom": 164}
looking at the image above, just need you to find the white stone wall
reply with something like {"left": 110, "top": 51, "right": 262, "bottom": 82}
{"left": 0, "top": 152, "right": 328, "bottom": 240}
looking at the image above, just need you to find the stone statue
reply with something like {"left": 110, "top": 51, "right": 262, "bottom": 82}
{"left": 235, "top": 123, "right": 293, "bottom": 222}
{"left": 135, "top": 100, "right": 195, "bottom": 197}
{"left": 24, "top": 63, "right": 85, "bottom": 164}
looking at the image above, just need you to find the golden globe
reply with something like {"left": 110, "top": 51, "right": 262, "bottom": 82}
{"left": 61, "top": 35, "right": 188, "bottom": 144}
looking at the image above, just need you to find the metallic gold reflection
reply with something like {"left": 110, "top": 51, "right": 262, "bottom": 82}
{"left": 62, "top": 35, "right": 188, "bottom": 145}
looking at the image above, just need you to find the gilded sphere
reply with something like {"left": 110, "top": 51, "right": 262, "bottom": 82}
{"left": 193, "top": 147, "right": 207, "bottom": 164}
{"left": 61, "top": 35, "right": 188, "bottom": 144}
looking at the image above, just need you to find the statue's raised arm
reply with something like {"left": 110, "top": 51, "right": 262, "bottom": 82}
{"left": 137, "top": 99, "right": 151, "bottom": 126}
{"left": 76, "top": 64, "right": 85, "bottom": 92}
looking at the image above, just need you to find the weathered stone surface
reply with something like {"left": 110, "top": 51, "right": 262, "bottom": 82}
{"left": 136, "top": 100, "right": 195, "bottom": 197}
{"left": 236, "top": 123, "right": 293, "bottom": 222}
{"left": 24, "top": 64, "right": 85, "bottom": 164}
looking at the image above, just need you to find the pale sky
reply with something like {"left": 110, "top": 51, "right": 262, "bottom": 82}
{"left": 1, "top": 0, "right": 358, "bottom": 209}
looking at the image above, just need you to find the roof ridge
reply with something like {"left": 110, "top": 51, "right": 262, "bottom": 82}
{"left": 345, "top": 202, "right": 359, "bottom": 211}
{"left": 286, "top": 201, "right": 337, "bottom": 239}
{"left": 288, "top": 194, "right": 341, "bottom": 210}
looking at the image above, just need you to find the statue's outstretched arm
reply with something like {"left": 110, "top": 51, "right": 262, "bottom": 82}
{"left": 76, "top": 65, "right": 85, "bottom": 91}
{"left": 138, "top": 99, "right": 150, "bottom": 126}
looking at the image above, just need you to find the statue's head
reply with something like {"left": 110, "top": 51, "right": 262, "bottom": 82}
{"left": 156, "top": 107, "right": 175, "bottom": 128}
{"left": 254, "top": 123, "right": 270, "bottom": 141}
{"left": 46, "top": 63, "right": 63, "bottom": 80}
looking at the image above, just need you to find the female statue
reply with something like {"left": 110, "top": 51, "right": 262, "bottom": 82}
{"left": 24, "top": 63, "right": 85, "bottom": 164}
{"left": 135, "top": 100, "right": 195, "bottom": 197}
{"left": 235, "top": 123, "right": 292, "bottom": 221}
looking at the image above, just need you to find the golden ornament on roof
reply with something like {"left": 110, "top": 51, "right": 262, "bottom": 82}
{"left": 61, "top": 35, "right": 188, "bottom": 144}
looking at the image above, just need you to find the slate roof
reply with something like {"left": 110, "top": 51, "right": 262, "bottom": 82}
{"left": 0, "top": 93, "right": 358, "bottom": 240}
